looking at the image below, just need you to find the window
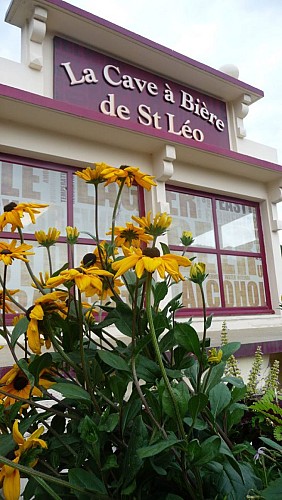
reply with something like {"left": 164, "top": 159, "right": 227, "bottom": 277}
{"left": 166, "top": 185, "right": 272, "bottom": 315}
{"left": 0, "top": 155, "right": 143, "bottom": 315}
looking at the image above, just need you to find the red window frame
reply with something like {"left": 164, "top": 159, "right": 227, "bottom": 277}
{"left": 166, "top": 184, "right": 273, "bottom": 316}
{"left": 0, "top": 153, "right": 145, "bottom": 322}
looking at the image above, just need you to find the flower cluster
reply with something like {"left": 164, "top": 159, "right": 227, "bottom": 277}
{"left": 0, "top": 162, "right": 220, "bottom": 500}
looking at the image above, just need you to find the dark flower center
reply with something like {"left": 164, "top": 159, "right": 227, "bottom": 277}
{"left": 4, "top": 202, "right": 17, "bottom": 212}
{"left": 82, "top": 253, "right": 97, "bottom": 267}
{"left": 0, "top": 249, "right": 12, "bottom": 255}
{"left": 142, "top": 247, "right": 160, "bottom": 258}
{"left": 119, "top": 165, "right": 129, "bottom": 170}
{"left": 13, "top": 375, "right": 28, "bottom": 391}
{"left": 26, "top": 305, "right": 35, "bottom": 320}
{"left": 75, "top": 267, "right": 85, "bottom": 273}
{"left": 120, "top": 229, "right": 138, "bottom": 241}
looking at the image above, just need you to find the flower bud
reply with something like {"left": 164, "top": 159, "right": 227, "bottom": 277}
{"left": 189, "top": 262, "right": 207, "bottom": 284}
{"left": 208, "top": 347, "right": 223, "bottom": 365}
{"left": 180, "top": 230, "right": 194, "bottom": 247}
{"left": 66, "top": 226, "right": 79, "bottom": 244}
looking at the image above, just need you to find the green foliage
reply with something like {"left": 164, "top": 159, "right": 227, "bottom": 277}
{"left": 1, "top": 163, "right": 280, "bottom": 500}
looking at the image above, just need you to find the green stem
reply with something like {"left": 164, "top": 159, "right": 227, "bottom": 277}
{"left": 111, "top": 178, "right": 126, "bottom": 255}
{"left": 77, "top": 289, "right": 101, "bottom": 413}
{"left": 47, "top": 246, "right": 53, "bottom": 276}
{"left": 0, "top": 275, "right": 26, "bottom": 312}
{"left": 146, "top": 274, "right": 186, "bottom": 440}
{"left": 17, "top": 228, "right": 46, "bottom": 294}
{"left": 196, "top": 283, "right": 207, "bottom": 393}
{"left": 1, "top": 265, "right": 19, "bottom": 365}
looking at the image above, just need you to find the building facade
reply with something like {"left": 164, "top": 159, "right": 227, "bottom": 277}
{"left": 1, "top": 0, "right": 282, "bottom": 377}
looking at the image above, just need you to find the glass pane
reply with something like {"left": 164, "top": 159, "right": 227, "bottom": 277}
{"left": 221, "top": 255, "right": 266, "bottom": 307}
{"left": 73, "top": 177, "right": 140, "bottom": 240}
{"left": 0, "top": 161, "right": 68, "bottom": 234}
{"left": 216, "top": 200, "right": 260, "bottom": 252}
{"left": 0, "top": 241, "right": 68, "bottom": 313}
{"left": 173, "top": 252, "right": 221, "bottom": 309}
{"left": 167, "top": 191, "right": 215, "bottom": 248}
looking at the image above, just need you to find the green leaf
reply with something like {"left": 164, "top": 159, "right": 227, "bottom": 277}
{"left": 11, "top": 317, "right": 28, "bottom": 347}
{"left": 158, "top": 330, "right": 175, "bottom": 353}
{"left": 162, "top": 381, "right": 190, "bottom": 418}
{"left": 135, "top": 355, "right": 161, "bottom": 382}
{"left": 259, "top": 436, "right": 282, "bottom": 453}
{"left": 205, "top": 313, "right": 213, "bottom": 330}
{"left": 121, "top": 397, "right": 142, "bottom": 435}
{"left": 188, "top": 393, "right": 208, "bottom": 421}
{"left": 222, "top": 375, "right": 245, "bottom": 388}
{"left": 153, "top": 281, "right": 168, "bottom": 307}
{"left": 138, "top": 435, "right": 180, "bottom": 459}
{"left": 183, "top": 416, "right": 207, "bottom": 431}
{"left": 68, "top": 468, "right": 107, "bottom": 496}
{"left": 202, "top": 362, "right": 225, "bottom": 393}
{"left": 160, "top": 242, "right": 170, "bottom": 255}
{"left": 28, "top": 353, "right": 53, "bottom": 385}
{"left": 103, "top": 302, "right": 134, "bottom": 337}
{"left": 122, "top": 416, "right": 148, "bottom": 488}
{"left": 231, "top": 385, "right": 247, "bottom": 403}
{"left": 192, "top": 435, "right": 221, "bottom": 466}
{"left": 97, "top": 350, "right": 130, "bottom": 372}
{"left": 52, "top": 382, "right": 91, "bottom": 402}
{"left": 221, "top": 342, "right": 241, "bottom": 361}
{"left": 174, "top": 322, "right": 201, "bottom": 359}
{"left": 98, "top": 413, "right": 119, "bottom": 432}
{"left": 209, "top": 383, "right": 231, "bottom": 418}
{"left": 260, "top": 477, "right": 282, "bottom": 499}
{"left": 213, "top": 461, "right": 261, "bottom": 499}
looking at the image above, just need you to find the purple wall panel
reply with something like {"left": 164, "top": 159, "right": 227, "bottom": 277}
{"left": 54, "top": 37, "right": 230, "bottom": 150}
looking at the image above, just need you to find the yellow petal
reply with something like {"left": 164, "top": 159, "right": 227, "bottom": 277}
{"left": 2, "top": 466, "right": 20, "bottom": 500}
{"left": 12, "top": 420, "right": 24, "bottom": 446}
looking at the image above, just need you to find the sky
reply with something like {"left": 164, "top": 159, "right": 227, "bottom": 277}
{"left": 0, "top": 0, "right": 281, "bottom": 164}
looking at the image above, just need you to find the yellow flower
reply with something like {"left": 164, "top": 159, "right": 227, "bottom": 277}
{"left": 107, "top": 223, "right": 153, "bottom": 248}
{"left": 0, "top": 364, "right": 54, "bottom": 408}
{"left": 12, "top": 314, "right": 25, "bottom": 327}
{"left": 132, "top": 211, "right": 172, "bottom": 237}
{"left": 13, "top": 420, "right": 47, "bottom": 460}
{"left": 180, "top": 231, "right": 194, "bottom": 247}
{"left": 0, "top": 202, "right": 49, "bottom": 232}
{"left": 103, "top": 165, "right": 157, "bottom": 191}
{"left": 75, "top": 162, "right": 114, "bottom": 185}
{"left": 112, "top": 247, "right": 191, "bottom": 281}
{"left": 85, "top": 275, "right": 124, "bottom": 300}
{"left": 35, "top": 227, "right": 60, "bottom": 247}
{"left": 26, "top": 291, "right": 68, "bottom": 354}
{"left": 0, "top": 241, "right": 34, "bottom": 265}
{"left": 0, "top": 456, "right": 20, "bottom": 500}
{"left": 0, "top": 289, "right": 20, "bottom": 314}
{"left": 189, "top": 262, "right": 207, "bottom": 284}
{"left": 46, "top": 267, "right": 113, "bottom": 294}
{"left": 0, "top": 421, "right": 47, "bottom": 500}
{"left": 208, "top": 348, "right": 223, "bottom": 365}
{"left": 31, "top": 271, "right": 50, "bottom": 289}
{"left": 66, "top": 226, "right": 80, "bottom": 244}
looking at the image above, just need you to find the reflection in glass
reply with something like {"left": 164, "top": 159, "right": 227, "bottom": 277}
{"left": 0, "top": 162, "right": 68, "bottom": 234}
{"left": 216, "top": 200, "right": 260, "bottom": 252}
{"left": 221, "top": 255, "right": 265, "bottom": 307}
{"left": 167, "top": 191, "right": 215, "bottom": 248}
{"left": 0, "top": 241, "right": 68, "bottom": 313}
{"left": 173, "top": 252, "right": 221, "bottom": 309}
{"left": 73, "top": 177, "right": 140, "bottom": 239}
